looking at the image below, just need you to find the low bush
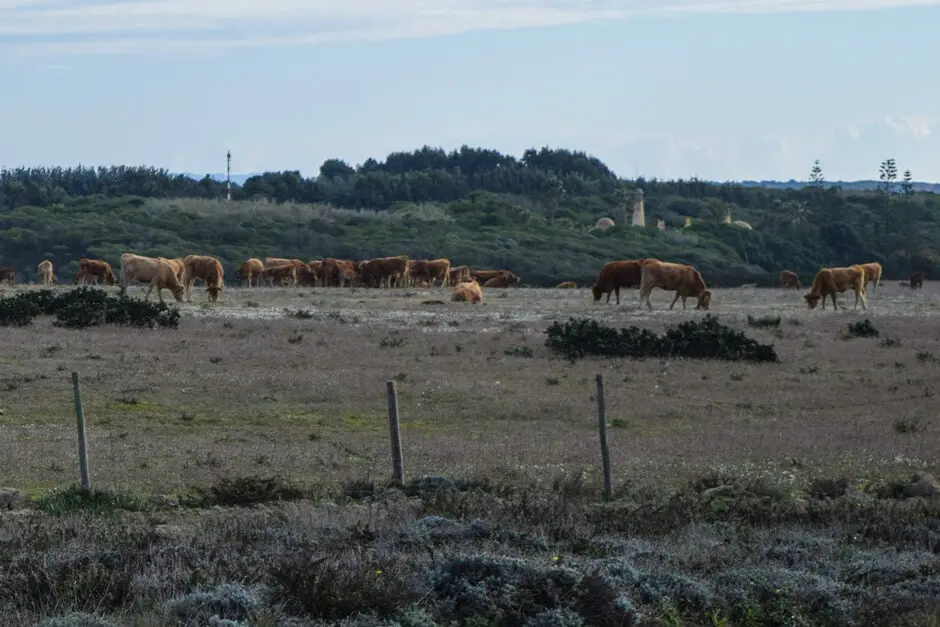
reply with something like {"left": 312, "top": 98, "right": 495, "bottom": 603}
{"left": 844, "top": 319, "right": 880, "bottom": 339}
{"left": 0, "top": 288, "right": 180, "bottom": 329}
{"left": 545, "top": 315, "right": 778, "bottom": 363}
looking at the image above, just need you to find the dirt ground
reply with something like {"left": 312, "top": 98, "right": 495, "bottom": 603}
{"left": 1, "top": 281, "right": 938, "bottom": 495}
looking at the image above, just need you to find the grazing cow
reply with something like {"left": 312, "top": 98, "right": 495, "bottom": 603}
{"left": 448, "top": 265, "right": 472, "bottom": 286}
{"left": 236, "top": 258, "right": 264, "bottom": 287}
{"left": 910, "top": 271, "right": 925, "bottom": 290}
{"left": 38, "top": 260, "right": 55, "bottom": 286}
{"left": 308, "top": 260, "right": 325, "bottom": 285}
{"left": 259, "top": 263, "right": 298, "bottom": 287}
{"left": 119, "top": 253, "right": 184, "bottom": 303}
{"left": 804, "top": 265, "right": 868, "bottom": 311}
{"left": 360, "top": 256, "right": 410, "bottom": 288}
{"left": 410, "top": 259, "right": 452, "bottom": 287}
{"left": 451, "top": 280, "right": 483, "bottom": 303}
{"left": 482, "top": 272, "right": 520, "bottom": 288}
{"left": 639, "top": 260, "right": 712, "bottom": 310}
{"left": 555, "top": 281, "right": 577, "bottom": 289}
{"left": 591, "top": 259, "right": 650, "bottom": 304}
{"left": 181, "top": 255, "right": 225, "bottom": 302}
{"left": 859, "top": 262, "right": 882, "bottom": 291}
{"left": 157, "top": 258, "right": 186, "bottom": 282}
{"left": 779, "top": 270, "right": 801, "bottom": 290}
{"left": 74, "top": 259, "right": 117, "bottom": 285}
{"left": 295, "top": 265, "right": 320, "bottom": 287}
{"left": 0, "top": 267, "right": 14, "bottom": 286}
{"left": 263, "top": 257, "right": 293, "bottom": 268}
{"left": 322, "top": 258, "right": 359, "bottom": 287}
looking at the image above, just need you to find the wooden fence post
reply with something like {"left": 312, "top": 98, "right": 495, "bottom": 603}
{"left": 386, "top": 380, "right": 405, "bottom": 483}
{"left": 71, "top": 372, "right": 91, "bottom": 491}
{"left": 596, "top": 374, "right": 612, "bottom": 501}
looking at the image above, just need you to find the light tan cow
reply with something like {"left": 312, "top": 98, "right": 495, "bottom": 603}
{"left": 181, "top": 255, "right": 225, "bottom": 302}
{"left": 119, "top": 253, "right": 184, "bottom": 303}
{"left": 804, "top": 265, "right": 868, "bottom": 311}
{"left": 639, "top": 260, "right": 712, "bottom": 310}
{"left": 38, "top": 260, "right": 55, "bottom": 286}
{"left": 452, "top": 279, "right": 483, "bottom": 303}
{"left": 859, "top": 262, "right": 882, "bottom": 291}
{"left": 158, "top": 258, "right": 186, "bottom": 282}
{"left": 236, "top": 258, "right": 264, "bottom": 287}
{"left": 555, "top": 281, "right": 577, "bottom": 289}
{"left": 74, "top": 259, "right": 117, "bottom": 285}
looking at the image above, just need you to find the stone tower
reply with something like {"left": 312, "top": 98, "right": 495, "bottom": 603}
{"left": 656, "top": 219, "right": 665, "bottom": 231}
{"left": 631, "top": 188, "right": 646, "bottom": 228}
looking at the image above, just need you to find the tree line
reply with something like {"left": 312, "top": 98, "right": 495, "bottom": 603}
{"left": 0, "top": 146, "right": 937, "bottom": 287}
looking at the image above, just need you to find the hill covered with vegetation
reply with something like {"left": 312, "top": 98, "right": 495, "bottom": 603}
{"left": 1, "top": 147, "right": 937, "bottom": 287}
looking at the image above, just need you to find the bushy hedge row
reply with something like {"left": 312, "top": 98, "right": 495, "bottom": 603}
{"left": 545, "top": 315, "right": 778, "bottom": 363}
{"left": 0, "top": 288, "right": 180, "bottom": 329}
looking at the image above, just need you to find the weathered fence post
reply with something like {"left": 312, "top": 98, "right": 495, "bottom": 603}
{"left": 596, "top": 374, "right": 612, "bottom": 501}
{"left": 386, "top": 380, "right": 405, "bottom": 483}
{"left": 71, "top": 372, "right": 91, "bottom": 491}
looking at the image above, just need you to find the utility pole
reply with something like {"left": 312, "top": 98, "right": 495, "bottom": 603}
{"left": 226, "top": 150, "right": 232, "bottom": 201}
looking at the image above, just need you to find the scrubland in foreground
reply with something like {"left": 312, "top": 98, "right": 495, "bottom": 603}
{"left": 1, "top": 284, "right": 939, "bottom": 625}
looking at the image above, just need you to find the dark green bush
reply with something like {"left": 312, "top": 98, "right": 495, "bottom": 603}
{"left": 844, "top": 319, "right": 879, "bottom": 339}
{"left": 746, "top": 314, "right": 781, "bottom": 328}
{"left": 0, "top": 288, "right": 179, "bottom": 329}
{"left": 545, "top": 315, "right": 778, "bottom": 363}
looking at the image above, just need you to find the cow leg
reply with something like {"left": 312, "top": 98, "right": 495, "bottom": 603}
{"left": 669, "top": 292, "right": 681, "bottom": 309}
{"left": 143, "top": 282, "right": 155, "bottom": 301}
{"left": 615, "top": 288, "right": 621, "bottom": 305}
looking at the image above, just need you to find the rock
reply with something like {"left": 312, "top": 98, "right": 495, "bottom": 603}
{"left": 904, "top": 474, "right": 939, "bottom": 499}
{"left": 0, "top": 487, "right": 28, "bottom": 510}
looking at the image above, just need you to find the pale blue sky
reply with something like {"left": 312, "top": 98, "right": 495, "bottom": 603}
{"left": 2, "top": 1, "right": 939, "bottom": 182}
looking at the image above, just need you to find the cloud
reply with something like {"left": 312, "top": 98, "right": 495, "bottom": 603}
{"left": 884, "top": 115, "right": 937, "bottom": 139}
{"left": 845, "top": 125, "right": 862, "bottom": 139}
{"left": 4, "top": 0, "right": 940, "bottom": 58}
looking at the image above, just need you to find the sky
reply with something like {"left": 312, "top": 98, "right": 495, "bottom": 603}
{"left": 2, "top": 0, "right": 939, "bottom": 183}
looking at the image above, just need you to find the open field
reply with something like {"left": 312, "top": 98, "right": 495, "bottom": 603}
{"left": 1, "top": 281, "right": 938, "bottom": 494}
{"left": 2, "top": 283, "right": 940, "bottom": 625}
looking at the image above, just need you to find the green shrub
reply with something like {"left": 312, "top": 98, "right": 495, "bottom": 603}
{"left": 545, "top": 315, "right": 778, "bottom": 363}
{"left": 844, "top": 319, "right": 879, "bottom": 339}
{"left": 746, "top": 314, "right": 781, "bottom": 328}
{"left": 0, "top": 288, "right": 179, "bottom": 329}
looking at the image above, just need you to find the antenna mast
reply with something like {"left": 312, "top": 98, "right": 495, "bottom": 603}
{"left": 226, "top": 150, "right": 232, "bottom": 201}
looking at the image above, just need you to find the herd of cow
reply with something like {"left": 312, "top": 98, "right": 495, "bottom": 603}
{"left": 0, "top": 254, "right": 521, "bottom": 305}
{"left": 0, "top": 254, "right": 927, "bottom": 312}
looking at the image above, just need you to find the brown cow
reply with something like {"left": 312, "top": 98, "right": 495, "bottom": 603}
{"left": 452, "top": 280, "right": 483, "bottom": 303}
{"left": 449, "top": 265, "right": 472, "bottom": 286}
{"left": 779, "top": 270, "right": 801, "bottom": 290}
{"left": 119, "top": 253, "right": 184, "bottom": 303}
{"left": 483, "top": 273, "right": 520, "bottom": 288}
{"left": 157, "top": 257, "right": 185, "bottom": 282}
{"left": 38, "top": 259, "right": 55, "bottom": 286}
{"left": 910, "top": 270, "right": 925, "bottom": 289}
{"left": 471, "top": 269, "right": 518, "bottom": 285}
{"left": 639, "top": 260, "right": 712, "bottom": 310}
{"left": 361, "top": 256, "right": 410, "bottom": 288}
{"left": 0, "top": 267, "right": 14, "bottom": 286}
{"left": 859, "top": 262, "right": 882, "bottom": 291}
{"left": 804, "top": 265, "right": 868, "bottom": 311}
{"left": 259, "top": 263, "right": 298, "bottom": 287}
{"left": 181, "top": 255, "right": 225, "bottom": 302}
{"left": 264, "top": 257, "right": 293, "bottom": 268}
{"left": 74, "top": 259, "right": 117, "bottom": 285}
{"left": 410, "top": 259, "right": 452, "bottom": 287}
{"left": 322, "top": 258, "right": 359, "bottom": 287}
{"left": 591, "top": 260, "right": 650, "bottom": 304}
{"left": 236, "top": 258, "right": 264, "bottom": 287}
{"left": 555, "top": 281, "right": 577, "bottom": 289}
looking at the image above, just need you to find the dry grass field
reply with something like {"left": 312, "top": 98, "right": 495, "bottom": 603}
{"left": 2, "top": 281, "right": 940, "bottom": 626}
{"left": 1, "top": 281, "right": 937, "bottom": 496}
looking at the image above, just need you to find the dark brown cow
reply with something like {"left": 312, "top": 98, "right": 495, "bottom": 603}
{"left": 259, "top": 263, "right": 298, "bottom": 287}
{"left": 591, "top": 259, "right": 650, "bottom": 304}
{"left": 779, "top": 270, "right": 801, "bottom": 290}
{"left": 410, "top": 259, "right": 452, "bottom": 287}
{"left": 0, "top": 267, "right": 15, "bottom": 286}
{"left": 360, "top": 256, "right": 410, "bottom": 288}
{"left": 910, "top": 271, "right": 925, "bottom": 289}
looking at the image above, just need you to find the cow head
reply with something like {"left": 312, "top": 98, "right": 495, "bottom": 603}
{"left": 206, "top": 285, "right": 222, "bottom": 302}
{"left": 169, "top": 283, "right": 185, "bottom": 302}
{"left": 590, "top": 283, "right": 603, "bottom": 301}
{"left": 105, "top": 271, "right": 117, "bottom": 286}
{"left": 696, "top": 289, "right": 713, "bottom": 310}
{"left": 804, "top": 293, "right": 821, "bottom": 310}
